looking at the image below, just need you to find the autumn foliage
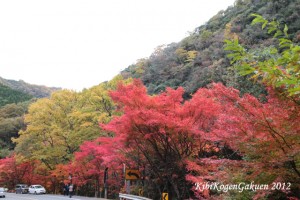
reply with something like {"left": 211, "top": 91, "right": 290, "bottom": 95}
{"left": 69, "top": 137, "right": 124, "bottom": 197}
{"left": 1, "top": 5, "right": 300, "bottom": 198}
{"left": 102, "top": 80, "right": 299, "bottom": 199}
{"left": 186, "top": 84, "right": 300, "bottom": 199}
{"left": 0, "top": 79, "right": 299, "bottom": 199}
{"left": 0, "top": 155, "right": 47, "bottom": 190}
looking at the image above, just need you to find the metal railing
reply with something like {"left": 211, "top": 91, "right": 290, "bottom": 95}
{"left": 119, "top": 193, "right": 152, "bottom": 200}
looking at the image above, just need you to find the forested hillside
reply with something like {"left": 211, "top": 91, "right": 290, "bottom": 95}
{"left": 0, "top": 84, "right": 31, "bottom": 157}
{"left": 0, "top": 101, "right": 30, "bottom": 157}
{"left": 0, "top": 77, "right": 60, "bottom": 99}
{"left": 121, "top": 0, "right": 300, "bottom": 97}
{"left": 0, "top": 77, "right": 60, "bottom": 157}
{"left": 0, "top": 84, "right": 32, "bottom": 107}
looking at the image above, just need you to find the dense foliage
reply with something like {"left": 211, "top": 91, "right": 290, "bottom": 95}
{"left": 0, "top": 84, "right": 33, "bottom": 107}
{"left": 3, "top": 78, "right": 298, "bottom": 199}
{"left": 0, "top": 101, "right": 31, "bottom": 158}
{"left": 225, "top": 14, "right": 300, "bottom": 97}
{"left": 100, "top": 80, "right": 299, "bottom": 199}
{"left": 121, "top": 0, "right": 300, "bottom": 98}
{"left": 0, "top": 77, "right": 60, "bottom": 158}
{"left": 13, "top": 75, "right": 129, "bottom": 170}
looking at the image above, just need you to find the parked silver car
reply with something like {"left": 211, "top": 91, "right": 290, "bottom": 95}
{"left": 15, "top": 184, "right": 29, "bottom": 194}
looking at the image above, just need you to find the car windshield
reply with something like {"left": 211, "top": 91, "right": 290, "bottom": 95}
{"left": 35, "top": 185, "right": 43, "bottom": 188}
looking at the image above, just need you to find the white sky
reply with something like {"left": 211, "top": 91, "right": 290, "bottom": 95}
{"left": 0, "top": 0, "right": 235, "bottom": 91}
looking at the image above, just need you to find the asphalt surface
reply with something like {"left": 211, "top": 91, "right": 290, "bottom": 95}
{"left": 2, "top": 193, "right": 108, "bottom": 200}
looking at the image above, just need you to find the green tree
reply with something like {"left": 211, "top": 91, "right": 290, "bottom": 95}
{"left": 225, "top": 14, "right": 300, "bottom": 97}
{"left": 0, "top": 84, "right": 33, "bottom": 107}
{"left": 0, "top": 101, "right": 31, "bottom": 158}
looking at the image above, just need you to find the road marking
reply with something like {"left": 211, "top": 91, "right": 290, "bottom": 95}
{"left": 8, "top": 196, "right": 37, "bottom": 200}
{"left": 7, "top": 194, "right": 82, "bottom": 200}
{"left": 45, "top": 195, "right": 81, "bottom": 200}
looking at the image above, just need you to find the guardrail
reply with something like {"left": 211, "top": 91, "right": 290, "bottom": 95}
{"left": 119, "top": 193, "right": 152, "bottom": 200}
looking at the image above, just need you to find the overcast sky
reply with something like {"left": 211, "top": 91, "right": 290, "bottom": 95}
{"left": 0, "top": 0, "right": 235, "bottom": 91}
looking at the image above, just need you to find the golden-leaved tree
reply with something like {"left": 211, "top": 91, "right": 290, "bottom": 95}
{"left": 13, "top": 75, "right": 129, "bottom": 170}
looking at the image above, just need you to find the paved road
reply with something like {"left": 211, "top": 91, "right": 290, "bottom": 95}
{"left": 3, "top": 193, "right": 108, "bottom": 200}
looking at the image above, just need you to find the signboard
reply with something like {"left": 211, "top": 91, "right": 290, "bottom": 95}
{"left": 125, "top": 169, "right": 141, "bottom": 180}
{"left": 162, "top": 193, "right": 168, "bottom": 200}
{"left": 139, "top": 188, "right": 144, "bottom": 196}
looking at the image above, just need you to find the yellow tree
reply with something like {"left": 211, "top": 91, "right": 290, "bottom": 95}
{"left": 13, "top": 75, "right": 129, "bottom": 170}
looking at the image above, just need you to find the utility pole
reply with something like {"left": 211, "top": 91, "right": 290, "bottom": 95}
{"left": 104, "top": 167, "right": 108, "bottom": 199}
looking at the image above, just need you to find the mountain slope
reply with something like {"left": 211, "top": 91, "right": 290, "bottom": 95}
{"left": 121, "top": 0, "right": 300, "bottom": 97}
{"left": 0, "top": 84, "right": 33, "bottom": 107}
{"left": 0, "top": 77, "right": 60, "bottom": 98}
{"left": 0, "top": 101, "right": 29, "bottom": 158}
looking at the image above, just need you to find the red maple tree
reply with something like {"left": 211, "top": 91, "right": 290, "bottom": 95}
{"left": 186, "top": 83, "right": 300, "bottom": 199}
{"left": 102, "top": 80, "right": 223, "bottom": 199}
{"left": 69, "top": 136, "right": 124, "bottom": 197}
{"left": 0, "top": 155, "right": 41, "bottom": 189}
{"left": 103, "top": 80, "right": 299, "bottom": 199}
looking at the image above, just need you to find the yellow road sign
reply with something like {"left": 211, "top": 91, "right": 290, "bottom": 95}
{"left": 162, "top": 193, "right": 168, "bottom": 200}
{"left": 125, "top": 169, "right": 141, "bottom": 180}
{"left": 139, "top": 188, "right": 144, "bottom": 196}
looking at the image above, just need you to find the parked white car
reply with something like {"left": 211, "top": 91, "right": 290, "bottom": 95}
{"left": 28, "top": 185, "right": 46, "bottom": 194}
{"left": 0, "top": 187, "right": 6, "bottom": 198}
